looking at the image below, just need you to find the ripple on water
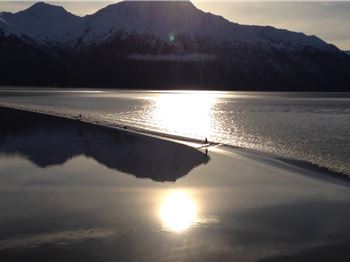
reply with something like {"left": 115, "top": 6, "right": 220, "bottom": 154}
{"left": 0, "top": 91, "right": 349, "bottom": 175}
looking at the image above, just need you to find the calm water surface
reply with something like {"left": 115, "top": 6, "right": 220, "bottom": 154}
{"left": 0, "top": 89, "right": 349, "bottom": 174}
{"left": 1, "top": 108, "right": 350, "bottom": 261}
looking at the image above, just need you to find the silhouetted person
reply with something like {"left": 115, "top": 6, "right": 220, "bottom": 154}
{"left": 123, "top": 125, "right": 128, "bottom": 132}
{"left": 204, "top": 137, "right": 209, "bottom": 155}
{"left": 78, "top": 114, "right": 82, "bottom": 120}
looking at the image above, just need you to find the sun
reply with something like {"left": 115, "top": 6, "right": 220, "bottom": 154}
{"left": 160, "top": 191, "right": 197, "bottom": 232}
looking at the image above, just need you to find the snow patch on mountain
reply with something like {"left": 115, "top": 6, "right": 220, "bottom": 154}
{"left": 83, "top": 1, "right": 207, "bottom": 43}
{"left": 0, "top": 1, "right": 338, "bottom": 52}
{"left": 81, "top": 1, "right": 332, "bottom": 51}
{"left": 0, "top": 2, "right": 84, "bottom": 46}
{"left": 0, "top": 16, "right": 20, "bottom": 36}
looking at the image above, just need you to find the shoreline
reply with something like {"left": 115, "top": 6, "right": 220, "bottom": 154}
{"left": 0, "top": 103, "right": 349, "bottom": 185}
{"left": 1, "top": 105, "right": 350, "bottom": 262}
{"left": 0, "top": 102, "right": 220, "bottom": 147}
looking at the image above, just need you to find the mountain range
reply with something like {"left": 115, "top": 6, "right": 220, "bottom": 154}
{"left": 1, "top": 1, "right": 349, "bottom": 91}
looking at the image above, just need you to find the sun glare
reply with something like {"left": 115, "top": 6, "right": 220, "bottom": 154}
{"left": 160, "top": 191, "right": 197, "bottom": 232}
{"left": 152, "top": 93, "right": 216, "bottom": 138}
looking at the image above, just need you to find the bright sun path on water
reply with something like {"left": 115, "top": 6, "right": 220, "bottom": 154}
{"left": 152, "top": 93, "right": 216, "bottom": 138}
{"left": 160, "top": 191, "right": 197, "bottom": 232}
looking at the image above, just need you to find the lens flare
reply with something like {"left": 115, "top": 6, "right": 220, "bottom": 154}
{"left": 168, "top": 32, "right": 176, "bottom": 43}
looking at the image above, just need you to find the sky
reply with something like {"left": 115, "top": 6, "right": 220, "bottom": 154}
{"left": 0, "top": 1, "right": 349, "bottom": 50}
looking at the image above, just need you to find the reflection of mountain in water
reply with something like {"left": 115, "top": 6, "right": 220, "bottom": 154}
{"left": 0, "top": 107, "right": 209, "bottom": 182}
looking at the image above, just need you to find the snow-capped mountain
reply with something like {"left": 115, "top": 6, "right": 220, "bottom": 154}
{"left": 0, "top": 1, "right": 335, "bottom": 51}
{"left": 0, "top": 2, "right": 84, "bottom": 46}
{"left": 82, "top": 1, "right": 332, "bottom": 51}
{"left": 0, "top": 1, "right": 349, "bottom": 90}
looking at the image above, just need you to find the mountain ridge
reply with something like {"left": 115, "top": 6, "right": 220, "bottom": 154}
{"left": 0, "top": 1, "right": 336, "bottom": 51}
{"left": 0, "top": 1, "right": 349, "bottom": 91}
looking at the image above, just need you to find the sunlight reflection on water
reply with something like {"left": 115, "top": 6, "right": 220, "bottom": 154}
{"left": 151, "top": 93, "right": 217, "bottom": 139}
{"left": 160, "top": 190, "right": 198, "bottom": 233}
{"left": 0, "top": 90, "right": 349, "bottom": 175}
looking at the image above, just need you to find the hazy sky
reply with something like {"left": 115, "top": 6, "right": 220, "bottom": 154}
{"left": 1, "top": 1, "right": 349, "bottom": 50}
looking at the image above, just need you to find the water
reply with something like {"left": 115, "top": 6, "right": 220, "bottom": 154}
{"left": 0, "top": 89, "right": 349, "bottom": 175}
{"left": 1, "top": 107, "right": 350, "bottom": 261}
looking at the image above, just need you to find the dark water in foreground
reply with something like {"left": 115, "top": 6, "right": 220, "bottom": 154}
{"left": 0, "top": 89, "right": 349, "bottom": 175}
{"left": 1, "top": 108, "right": 350, "bottom": 261}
